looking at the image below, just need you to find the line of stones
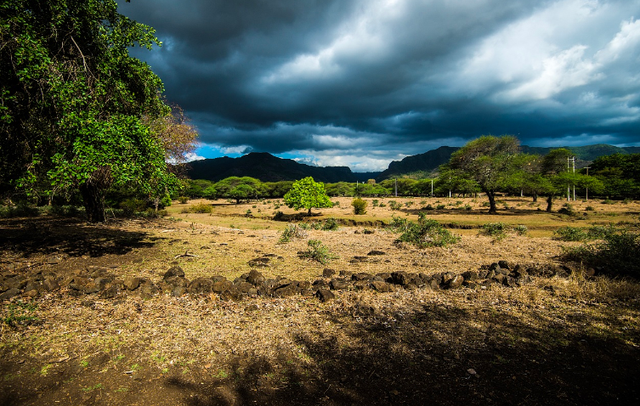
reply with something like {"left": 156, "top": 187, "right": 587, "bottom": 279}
{"left": 0, "top": 260, "right": 574, "bottom": 302}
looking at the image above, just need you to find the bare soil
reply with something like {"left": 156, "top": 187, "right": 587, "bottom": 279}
{"left": 1, "top": 197, "right": 640, "bottom": 405}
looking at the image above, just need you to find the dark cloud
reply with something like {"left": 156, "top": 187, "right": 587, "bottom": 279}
{"left": 118, "top": 0, "right": 640, "bottom": 171}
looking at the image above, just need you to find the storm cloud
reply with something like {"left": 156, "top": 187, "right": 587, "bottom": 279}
{"left": 118, "top": 0, "right": 640, "bottom": 171}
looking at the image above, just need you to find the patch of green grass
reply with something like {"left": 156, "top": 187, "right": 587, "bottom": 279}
{"left": 2, "top": 301, "right": 38, "bottom": 327}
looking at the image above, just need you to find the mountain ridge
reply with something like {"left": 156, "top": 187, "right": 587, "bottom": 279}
{"left": 186, "top": 144, "right": 638, "bottom": 182}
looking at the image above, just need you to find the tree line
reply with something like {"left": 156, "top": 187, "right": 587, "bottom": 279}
{"left": 179, "top": 138, "right": 639, "bottom": 214}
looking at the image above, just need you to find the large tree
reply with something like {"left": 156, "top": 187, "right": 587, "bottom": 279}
{"left": 1, "top": 0, "right": 176, "bottom": 222}
{"left": 446, "top": 135, "right": 522, "bottom": 214}
{"left": 284, "top": 177, "right": 332, "bottom": 215}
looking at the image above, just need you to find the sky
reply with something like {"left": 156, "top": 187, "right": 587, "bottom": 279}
{"left": 117, "top": 0, "right": 640, "bottom": 172}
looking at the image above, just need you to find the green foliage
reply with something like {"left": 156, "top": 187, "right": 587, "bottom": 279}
{"left": 283, "top": 177, "right": 332, "bottom": 214}
{"left": 395, "top": 214, "right": 460, "bottom": 248}
{"left": 554, "top": 225, "right": 615, "bottom": 242}
{"left": 480, "top": 222, "right": 510, "bottom": 241}
{"left": 0, "top": 203, "right": 40, "bottom": 218}
{"left": 299, "top": 240, "right": 338, "bottom": 265}
{"left": 387, "top": 215, "right": 410, "bottom": 232}
{"left": 446, "top": 135, "right": 521, "bottom": 213}
{"left": 351, "top": 198, "right": 367, "bottom": 215}
{"left": 178, "top": 196, "right": 189, "bottom": 204}
{"left": 119, "top": 198, "right": 147, "bottom": 216}
{"left": 558, "top": 203, "right": 576, "bottom": 216}
{"left": 278, "top": 224, "right": 308, "bottom": 244}
{"left": 1, "top": 0, "right": 178, "bottom": 222}
{"left": 188, "top": 203, "right": 213, "bottom": 213}
{"left": 562, "top": 225, "right": 640, "bottom": 278}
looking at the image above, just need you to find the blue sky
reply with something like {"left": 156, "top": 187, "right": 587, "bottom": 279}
{"left": 118, "top": 0, "right": 640, "bottom": 172}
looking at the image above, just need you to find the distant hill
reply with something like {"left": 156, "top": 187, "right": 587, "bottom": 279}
{"left": 186, "top": 152, "right": 361, "bottom": 183}
{"left": 378, "top": 144, "right": 639, "bottom": 180}
{"left": 186, "top": 145, "right": 639, "bottom": 183}
{"left": 376, "top": 146, "right": 459, "bottom": 181}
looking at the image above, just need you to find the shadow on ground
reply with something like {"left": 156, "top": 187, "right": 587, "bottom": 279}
{"left": 166, "top": 301, "right": 640, "bottom": 406}
{"left": 0, "top": 217, "right": 159, "bottom": 259}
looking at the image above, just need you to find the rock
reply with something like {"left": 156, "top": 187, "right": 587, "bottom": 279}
{"left": 352, "top": 273, "right": 372, "bottom": 281}
{"left": 313, "top": 279, "right": 330, "bottom": 289}
{"left": 462, "top": 270, "right": 479, "bottom": 281}
{"left": 100, "top": 285, "right": 119, "bottom": 299}
{"left": 498, "top": 260, "right": 511, "bottom": 270}
{"left": 188, "top": 277, "right": 214, "bottom": 294}
{"left": 163, "top": 266, "right": 185, "bottom": 280}
{"left": 330, "top": 279, "right": 349, "bottom": 290}
{"left": 0, "top": 288, "right": 21, "bottom": 301}
{"left": 354, "top": 281, "right": 371, "bottom": 290}
{"left": 123, "top": 277, "right": 142, "bottom": 291}
{"left": 339, "top": 270, "right": 353, "bottom": 278}
{"left": 428, "top": 278, "right": 440, "bottom": 290}
{"left": 446, "top": 275, "right": 464, "bottom": 289}
{"left": 139, "top": 281, "right": 159, "bottom": 299}
{"left": 43, "top": 277, "right": 59, "bottom": 292}
{"left": 316, "top": 289, "right": 335, "bottom": 302}
{"left": 246, "top": 270, "right": 266, "bottom": 286}
{"left": 273, "top": 283, "right": 300, "bottom": 297}
{"left": 5, "top": 277, "right": 27, "bottom": 291}
{"left": 367, "top": 250, "right": 386, "bottom": 256}
{"left": 212, "top": 280, "right": 233, "bottom": 293}
{"left": 390, "top": 271, "right": 410, "bottom": 285}
{"left": 248, "top": 257, "right": 270, "bottom": 268}
{"left": 504, "top": 276, "right": 518, "bottom": 288}
{"left": 322, "top": 268, "right": 336, "bottom": 278}
{"left": 94, "top": 277, "right": 112, "bottom": 290}
{"left": 83, "top": 282, "right": 100, "bottom": 295}
{"left": 234, "top": 281, "right": 254, "bottom": 294}
{"left": 371, "top": 280, "right": 393, "bottom": 293}
{"left": 172, "top": 286, "right": 187, "bottom": 297}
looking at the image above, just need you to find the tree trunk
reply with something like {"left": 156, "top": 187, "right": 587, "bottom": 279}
{"left": 308, "top": 208, "right": 312, "bottom": 216}
{"left": 546, "top": 195, "right": 554, "bottom": 212}
{"left": 533, "top": 194, "right": 538, "bottom": 202}
{"left": 487, "top": 191, "right": 498, "bottom": 214}
{"left": 80, "top": 182, "right": 106, "bottom": 223}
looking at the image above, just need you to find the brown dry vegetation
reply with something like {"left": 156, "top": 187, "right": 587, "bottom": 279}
{"left": 1, "top": 196, "right": 640, "bottom": 405}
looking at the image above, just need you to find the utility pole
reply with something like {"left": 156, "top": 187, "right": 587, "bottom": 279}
{"left": 394, "top": 178, "right": 397, "bottom": 198}
{"left": 430, "top": 179, "right": 434, "bottom": 197}
{"left": 572, "top": 157, "right": 576, "bottom": 201}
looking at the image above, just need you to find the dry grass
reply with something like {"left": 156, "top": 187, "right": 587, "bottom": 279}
{"left": 1, "top": 196, "right": 640, "bottom": 405}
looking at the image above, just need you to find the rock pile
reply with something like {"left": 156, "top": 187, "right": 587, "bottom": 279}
{"left": 0, "top": 259, "right": 577, "bottom": 302}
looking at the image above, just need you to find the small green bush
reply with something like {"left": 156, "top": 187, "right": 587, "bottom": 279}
{"left": 395, "top": 214, "right": 460, "bottom": 248}
{"left": 558, "top": 203, "right": 576, "bottom": 216}
{"left": 321, "top": 217, "right": 339, "bottom": 231}
{"left": 372, "top": 199, "right": 380, "bottom": 207}
{"left": 352, "top": 198, "right": 367, "bottom": 215}
{"left": 120, "top": 198, "right": 147, "bottom": 216}
{"left": 480, "top": 222, "right": 509, "bottom": 241}
{"left": 513, "top": 224, "right": 528, "bottom": 236}
{"left": 278, "top": 224, "right": 307, "bottom": 243}
{"left": 436, "top": 204, "right": 446, "bottom": 210}
{"left": 189, "top": 203, "right": 213, "bottom": 213}
{"left": 177, "top": 196, "right": 189, "bottom": 204}
{"left": 388, "top": 215, "right": 410, "bottom": 232}
{"left": 299, "top": 240, "right": 338, "bottom": 264}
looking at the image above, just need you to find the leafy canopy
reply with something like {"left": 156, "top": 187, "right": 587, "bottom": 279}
{"left": 284, "top": 177, "right": 333, "bottom": 214}
{"left": 0, "top": 0, "right": 179, "bottom": 221}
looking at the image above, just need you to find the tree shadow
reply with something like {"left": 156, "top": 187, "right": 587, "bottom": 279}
{"left": 0, "top": 217, "right": 161, "bottom": 259}
{"left": 165, "top": 299, "right": 640, "bottom": 406}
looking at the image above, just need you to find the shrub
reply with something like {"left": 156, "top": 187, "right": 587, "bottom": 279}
{"left": 554, "top": 225, "right": 615, "bottom": 242}
{"left": 558, "top": 203, "right": 576, "bottom": 215}
{"left": 585, "top": 206, "right": 595, "bottom": 211}
{"left": 561, "top": 226, "right": 640, "bottom": 279}
{"left": 396, "top": 215, "right": 460, "bottom": 248}
{"left": 189, "top": 203, "right": 213, "bottom": 213}
{"left": 388, "top": 215, "right": 410, "bottom": 232}
{"left": 299, "top": 240, "right": 338, "bottom": 264}
{"left": 119, "top": 198, "right": 147, "bottom": 216}
{"left": 0, "top": 203, "right": 40, "bottom": 218}
{"left": 372, "top": 199, "right": 379, "bottom": 207}
{"left": 423, "top": 204, "right": 434, "bottom": 210}
{"left": 436, "top": 204, "right": 446, "bottom": 210}
{"left": 480, "top": 222, "right": 509, "bottom": 241}
{"left": 178, "top": 196, "right": 189, "bottom": 204}
{"left": 278, "top": 224, "right": 307, "bottom": 243}
{"left": 513, "top": 224, "right": 528, "bottom": 236}
{"left": 321, "top": 217, "right": 339, "bottom": 231}
{"left": 352, "top": 198, "right": 367, "bottom": 215}
{"left": 273, "top": 211, "right": 285, "bottom": 221}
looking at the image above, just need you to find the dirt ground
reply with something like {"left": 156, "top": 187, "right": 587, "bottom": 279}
{"left": 1, "top": 196, "right": 640, "bottom": 405}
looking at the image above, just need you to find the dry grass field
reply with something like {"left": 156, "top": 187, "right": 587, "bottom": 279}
{"left": 1, "top": 196, "right": 639, "bottom": 405}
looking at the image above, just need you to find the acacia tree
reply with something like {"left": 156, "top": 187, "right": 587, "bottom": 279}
{"left": 446, "top": 135, "right": 522, "bottom": 214}
{"left": 1, "top": 0, "right": 176, "bottom": 222}
{"left": 284, "top": 177, "right": 332, "bottom": 215}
